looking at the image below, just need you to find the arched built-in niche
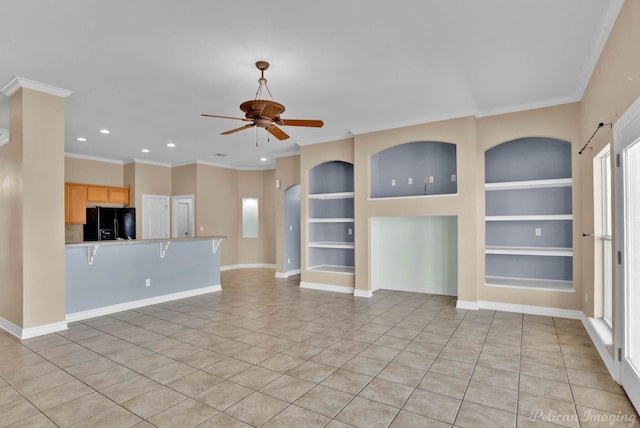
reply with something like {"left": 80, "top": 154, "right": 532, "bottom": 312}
{"left": 307, "top": 161, "right": 354, "bottom": 274}
{"left": 484, "top": 137, "right": 573, "bottom": 291}
{"left": 370, "top": 141, "right": 457, "bottom": 198}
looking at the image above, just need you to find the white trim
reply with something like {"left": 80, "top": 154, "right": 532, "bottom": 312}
{"left": 1, "top": 76, "right": 73, "bottom": 98}
{"left": 368, "top": 193, "right": 459, "bottom": 201}
{"left": 126, "top": 158, "right": 172, "bottom": 168}
{"left": 0, "top": 128, "right": 9, "bottom": 147}
{"left": 195, "top": 160, "right": 272, "bottom": 171}
{"left": 583, "top": 317, "right": 619, "bottom": 382}
{"left": 0, "top": 317, "right": 68, "bottom": 340}
{"left": 220, "top": 263, "right": 276, "bottom": 271}
{"left": 273, "top": 150, "right": 300, "bottom": 158}
{"left": 458, "top": 299, "right": 583, "bottom": 319}
{"left": 275, "top": 268, "right": 302, "bottom": 279}
{"left": 485, "top": 178, "right": 572, "bottom": 191}
{"left": 300, "top": 281, "right": 355, "bottom": 294}
{"left": 456, "top": 300, "right": 479, "bottom": 310}
{"left": 486, "top": 214, "right": 572, "bottom": 221}
{"left": 65, "top": 152, "right": 124, "bottom": 164}
{"left": 354, "top": 289, "right": 373, "bottom": 298}
{"left": 66, "top": 285, "right": 221, "bottom": 323}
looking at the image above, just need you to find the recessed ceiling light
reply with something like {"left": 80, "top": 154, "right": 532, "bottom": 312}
{"left": 141, "top": 149, "right": 150, "bottom": 153}
{"left": 99, "top": 129, "right": 110, "bottom": 134}
{"left": 76, "top": 137, "right": 87, "bottom": 142}
{"left": 260, "top": 157, "right": 268, "bottom": 162}
{"left": 167, "top": 143, "right": 175, "bottom": 148}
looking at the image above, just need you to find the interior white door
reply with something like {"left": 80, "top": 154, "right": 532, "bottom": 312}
{"left": 615, "top": 97, "right": 640, "bottom": 413}
{"left": 176, "top": 202, "right": 190, "bottom": 237}
{"left": 142, "top": 194, "right": 170, "bottom": 239}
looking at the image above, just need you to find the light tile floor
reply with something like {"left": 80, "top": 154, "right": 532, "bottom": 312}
{"left": 0, "top": 269, "right": 638, "bottom": 427}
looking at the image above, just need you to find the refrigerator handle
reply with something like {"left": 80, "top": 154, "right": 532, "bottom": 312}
{"left": 114, "top": 218, "right": 118, "bottom": 239}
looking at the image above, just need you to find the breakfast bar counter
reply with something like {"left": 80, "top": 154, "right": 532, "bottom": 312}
{"left": 65, "top": 236, "right": 226, "bottom": 321}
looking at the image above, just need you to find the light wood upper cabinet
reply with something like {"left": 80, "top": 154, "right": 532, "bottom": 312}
{"left": 85, "top": 184, "right": 130, "bottom": 205}
{"left": 65, "top": 183, "right": 130, "bottom": 224}
{"left": 108, "top": 187, "right": 129, "bottom": 204}
{"left": 65, "top": 183, "right": 88, "bottom": 224}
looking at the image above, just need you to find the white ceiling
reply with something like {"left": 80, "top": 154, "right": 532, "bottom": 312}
{"left": 0, "top": 0, "right": 623, "bottom": 169}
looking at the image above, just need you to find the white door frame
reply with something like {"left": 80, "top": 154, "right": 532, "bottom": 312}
{"left": 171, "top": 194, "right": 195, "bottom": 238}
{"left": 614, "top": 94, "right": 640, "bottom": 412}
{"left": 141, "top": 194, "right": 170, "bottom": 239}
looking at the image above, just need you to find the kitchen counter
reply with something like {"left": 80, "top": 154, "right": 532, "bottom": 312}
{"left": 65, "top": 236, "right": 226, "bottom": 321}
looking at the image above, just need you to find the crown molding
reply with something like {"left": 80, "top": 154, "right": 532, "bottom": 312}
{"left": 0, "top": 128, "right": 9, "bottom": 147}
{"left": 65, "top": 152, "right": 124, "bottom": 164}
{"left": 272, "top": 149, "right": 300, "bottom": 159}
{"left": 1, "top": 76, "right": 73, "bottom": 98}
{"left": 195, "top": 160, "right": 273, "bottom": 171}
{"left": 125, "top": 158, "right": 172, "bottom": 167}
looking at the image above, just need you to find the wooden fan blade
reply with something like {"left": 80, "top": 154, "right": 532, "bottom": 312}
{"left": 266, "top": 126, "right": 290, "bottom": 140}
{"left": 201, "top": 114, "right": 251, "bottom": 121}
{"left": 279, "top": 119, "right": 324, "bottom": 127}
{"left": 221, "top": 124, "right": 254, "bottom": 135}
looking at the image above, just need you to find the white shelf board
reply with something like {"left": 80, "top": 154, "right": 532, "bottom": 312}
{"left": 307, "top": 265, "right": 355, "bottom": 275}
{"left": 485, "top": 246, "right": 573, "bottom": 257}
{"left": 485, "top": 214, "right": 572, "bottom": 222}
{"left": 308, "top": 192, "right": 354, "bottom": 200}
{"left": 309, "top": 242, "right": 355, "bottom": 249}
{"left": 485, "top": 276, "right": 574, "bottom": 292}
{"left": 485, "top": 178, "right": 572, "bottom": 191}
{"left": 308, "top": 218, "right": 355, "bottom": 223}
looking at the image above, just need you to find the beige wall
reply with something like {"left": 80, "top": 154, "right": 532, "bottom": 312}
{"left": 579, "top": 0, "right": 640, "bottom": 318}
{"left": 476, "top": 103, "right": 581, "bottom": 309}
{"left": 195, "top": 163, "right": 239, "bottom": 267}
{"left": 300, "top": 138, "right": 355, "bottom": 288}
{"left": 0, "top": 88, "right": 66, "bottom": 329}
{"left": 354, "top": 117, "right": 478, "bottom": 300}
{"left": 262, "top": 169, "right": 276, "bottom": 265}
{"left": 275, "top": 155, "right": 301, "bottom": 273}
{"left": 237, "top": 170, "right": 265, "bottom": 264}
{"left": 65, "top": 157, "right": 124, "bottom": 186}
{"left": 1, "top": 90, "right": 25, "bottom": 327}
{"left": 123, "top": 162, "right": 172, "bottom": 236}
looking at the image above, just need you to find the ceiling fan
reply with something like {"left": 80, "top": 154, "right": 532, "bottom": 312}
{"left": 201, "top": 61, "right": 324, "bottom": 141}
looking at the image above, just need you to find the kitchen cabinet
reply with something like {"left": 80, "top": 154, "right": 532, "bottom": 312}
{"left": 65, "top": 184, "right": 87, "bottom": 224}
{"left": 65, "top": 183, "right": 131, "bottom": 224}
{"left": 86, "top": 184, "right": 130, "bottom": 204}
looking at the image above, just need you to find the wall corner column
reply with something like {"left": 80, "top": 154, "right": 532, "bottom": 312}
{"left": 0, "top": 77, "right": 72, "bottom": 338}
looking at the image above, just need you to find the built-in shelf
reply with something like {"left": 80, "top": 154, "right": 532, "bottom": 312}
{"left": 484, "top": 137, "right": 573, "bottom": 292}
{"left": 308, "top": 218, "right": 355, "bottom": 223}
{"left": 485, "top": 246, "right": 572, "bottom": 257}
{"left": 308, "top": 192, "right": 354, "bottom": 200}
{"left": 307, "top": 161, "right": 355, "bottom": 281}
{"left": 309, "top": 242, "right": 355, "bottom": 249}
{"left": 307, "top": 265, "right": 355, "bottom": 275}
{"left": 485, "top": 214, "right": 572, "bottom": 222}
{"left": 485, "top": 178, "right": 572, "bottom": 191}
{"left": 485, "top": 275, "right": 574, "bottom": 292}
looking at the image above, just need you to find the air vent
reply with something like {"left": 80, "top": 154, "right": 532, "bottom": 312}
{"left": 215, "top": 153, "right": 228, "bottom": 157}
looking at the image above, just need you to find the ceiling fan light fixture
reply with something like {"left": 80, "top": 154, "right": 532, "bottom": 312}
{"left": 200, "top": 61, "right": 324, "bottom": 141}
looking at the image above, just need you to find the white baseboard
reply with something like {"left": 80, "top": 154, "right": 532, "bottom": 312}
{"left": 275, "top": 269, "right": 301, "bottom": 278}
{"left": 66, "top": 285, "right": 221, "bottom": 323}
{"left": 583, "top": 317, "right": 619, "bottom": 382}
{"left": 457, "top": 299, "right": 583, "bottom": 319}
{"left": 221, "top": 263, "right": 276, "bottom": 271}
{"left": 0, "top": 317, "right": 68, "bottom": 340}
{"left": 300, "top": 281, "right": 355, "bottom": 295}
{"left": 354, "top": 289, "right": 373, "bottom": 298}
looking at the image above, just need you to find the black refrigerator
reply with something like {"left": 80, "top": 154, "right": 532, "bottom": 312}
{"left": 84, "top": 207, "right": 136, "bottom": 241}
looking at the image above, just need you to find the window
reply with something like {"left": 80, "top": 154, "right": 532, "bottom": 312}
{"left": 600, "top": 150, "right": 613, "bottom": 326}
{"left": 242, "top": 198, "right": 259, "bottom": 238}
